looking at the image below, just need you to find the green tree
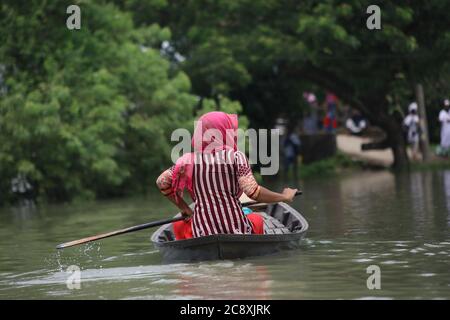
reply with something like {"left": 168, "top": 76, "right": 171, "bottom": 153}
{"left": 145, "top": 0, "right": 450, "bottom": 168}
{"left": 0, "top": 0, "right": 198, "bottom": 203}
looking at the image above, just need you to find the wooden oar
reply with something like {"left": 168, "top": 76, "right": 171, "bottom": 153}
{"left": 56, "top": 216, "right": 185, "bottom": 249}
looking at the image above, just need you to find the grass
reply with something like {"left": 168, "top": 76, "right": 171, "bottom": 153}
{"left": 298, "top": 148, "right": 450, "bottom": 178}
{"left": 410, "top": 159, "right": 450, "bottom": 171}
{"left": 253, "top": 149, "right": 450, "bottom": 184}
{"left": 296, "top": 152, "right": 360, "bottom": 179}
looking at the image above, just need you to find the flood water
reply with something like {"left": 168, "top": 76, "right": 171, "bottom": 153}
{"left": 0, "top": 170, "right": 449, "bottom": 299}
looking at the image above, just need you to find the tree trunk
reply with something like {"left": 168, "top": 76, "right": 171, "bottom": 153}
{"left": 415, "top": 84, "right": 431, "bottom": 162}
{"left": 383, "top": 118, "right": 410, "bottom": 170}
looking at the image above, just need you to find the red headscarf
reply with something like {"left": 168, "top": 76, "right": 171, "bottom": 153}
{"left": 172, "top": 112, "right": 238, "bottom": 202}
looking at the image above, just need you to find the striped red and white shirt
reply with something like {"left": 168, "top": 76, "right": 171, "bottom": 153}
{"left": 156, "top": 150, "right": 261, "bottom": 237}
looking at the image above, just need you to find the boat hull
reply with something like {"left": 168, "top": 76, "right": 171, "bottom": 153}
{"left": 151, "top": 202, "right": 308, "bottom": 262}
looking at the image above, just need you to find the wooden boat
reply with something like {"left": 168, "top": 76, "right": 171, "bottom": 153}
{"left": 151, "top": 202, "right": 309, "bottom": 262}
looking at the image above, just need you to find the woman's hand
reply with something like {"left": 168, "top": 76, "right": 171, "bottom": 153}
{"left": 282, "top": 188, "right": 298, "bottom": 202}
{"left": 181, "top": 207, "right": 194, "bottom": 220}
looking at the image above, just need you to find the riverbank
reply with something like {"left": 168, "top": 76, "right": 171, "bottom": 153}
{"left": 298, "top": 153, "right": 362, "bottom": 178}
{"left": 4, "top": 149, "right": 450, "bottom": 208}
{"left": 336, "top": 134, "right": 393, "bottom": 168}
{"left": 293, "top": 150, "right": 450, "bottom": 180}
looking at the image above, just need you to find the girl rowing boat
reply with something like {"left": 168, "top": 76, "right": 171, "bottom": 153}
{"left": 156, "top": 111, "right": 298, "bottom": 240}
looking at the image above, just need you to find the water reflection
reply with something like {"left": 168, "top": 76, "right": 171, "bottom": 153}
{"left": 173, "top": 263, "right": 272, "bottom": 299}
{"left": 443, "top": 171, "right": 450, "bottom": 227}
{"left": 407, "top": 171, "right": 436, "bottom": 228}
{"left": 10, "top": 201, "right": 37, "bottom": 221}
{"left": 339, "top": 171, "right": 396, "bottom": 232}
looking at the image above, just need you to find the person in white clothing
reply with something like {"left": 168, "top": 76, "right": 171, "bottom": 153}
{"left": 403, "top": 102, "right": 421, "bottom": 161}
{"left": 438, "top": 99, "right": 450, "bottom": 157}
{"left": 346, "top": 108, "right": 367, "bottom": 136}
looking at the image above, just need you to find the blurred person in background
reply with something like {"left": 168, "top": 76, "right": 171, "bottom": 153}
{"left": 323, "top": 92, "right": 339, "bottom": 133}
{"left": 345, "top": 108, "right": 367, "bottom": 136}
{"left": 403, "top": 102, "right": 421, "bottom": 161}
{"left": 302, "top": 92, "right": 319, "bottom": 134}
{"left": 437, "top": 98, "right": 450, "bottom": 157}
{"left": 283, "top": 125, "right": 302, "bottom": 179}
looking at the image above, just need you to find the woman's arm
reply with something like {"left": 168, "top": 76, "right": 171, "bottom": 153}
{"left": 255, "top": 186, "right": 298, "bottom": 203}
{"left": 156, "top": 169, "right": 193, "bottom": 218}
{"left": 165, "top": 194, "right": 194, "bottom": 218}
{"left": 234, "top": 151, "right": 298, "bottom": 203}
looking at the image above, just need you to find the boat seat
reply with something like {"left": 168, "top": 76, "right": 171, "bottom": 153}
{"left": 257, "top": 212, "right": 291, "bottom": 235}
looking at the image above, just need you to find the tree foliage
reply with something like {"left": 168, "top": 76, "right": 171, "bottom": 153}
{"left": 0, "top": 0, "right": 239, "bottom": 203}
{"left": 149, "top": 0, "right": 450, "bottom": 167}
{"left": 1, "top": 0, "right": 449, "bottom": 204}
